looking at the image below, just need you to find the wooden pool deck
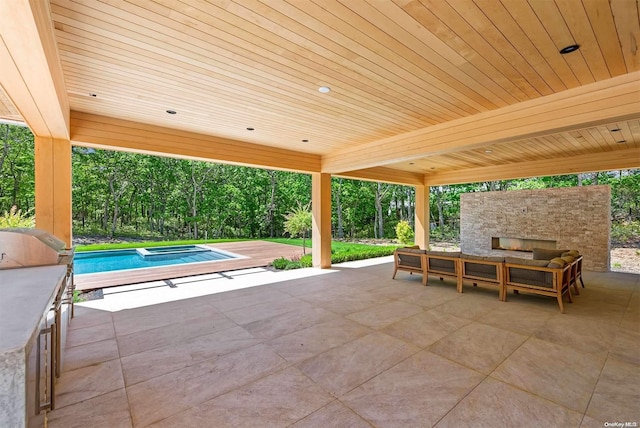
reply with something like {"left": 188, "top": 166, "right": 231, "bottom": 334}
{"left": 75, "top": 241, "right": 306, "bottom": 291}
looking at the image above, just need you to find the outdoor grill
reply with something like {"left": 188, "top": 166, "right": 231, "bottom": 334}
{"left": 0, "top": 228, "right": 73, "bottom": 270}
{"left": 0, "top": 228, "right": 75, "bottom": 380}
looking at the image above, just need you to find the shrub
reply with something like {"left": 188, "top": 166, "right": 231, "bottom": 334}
{"left": 271, "top": 257, "right": 289, "bottom": 270}
{"left": 0, "top": 206, "right": 35, "bottom": 228}
{"left": 299, "top": 254, "right": 312, "bottom": 267}
{"left": 395, "top": 220, "right": 414, "bottom": 245}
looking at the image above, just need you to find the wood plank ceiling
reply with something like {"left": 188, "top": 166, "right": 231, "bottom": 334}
{"left": 1, "top": 0, "right": 639, "bottom": 184}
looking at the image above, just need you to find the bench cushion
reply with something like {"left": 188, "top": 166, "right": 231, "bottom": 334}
{"left": 532, "top": 248, "right": 569, "bottom": 260}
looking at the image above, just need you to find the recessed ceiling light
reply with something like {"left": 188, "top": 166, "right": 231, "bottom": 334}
{"left": 485, "top": 150, "right": 493, "bottom": 154}
{"left": 89, "top": 93, "right": 97, "bottom": 97}
{"left": 166, "top": 109, "right": 177, "bottom": 115}
{"left": 409, "top": 162, "right": 415, "bottom": 165}
{"left": 302, "top": 139, "right": 309, "bottom": 142}
{"left": 246, "top": 127, "right": 254, "bottom": 131}
{"left": 559, "top": 44, "right": 580, "bottom": 54}
{"left": 318, "top": 86, "right": 331, "bottom": 93}
{"left": 610, "top": 128, "right": 621, "bottom": 132}
{"left": 616, "top": 140, "right": 627, "bottom": 144}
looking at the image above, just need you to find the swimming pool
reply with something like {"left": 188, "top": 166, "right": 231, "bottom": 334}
{"left": 74, "top": 245, "right": 238, "bottom": 274}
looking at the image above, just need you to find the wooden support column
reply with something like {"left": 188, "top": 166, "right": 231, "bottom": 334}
{"left": 414, "top": 184, "right": 430, "bottom": 250}
{"left": 311, "top": 173, "right": 332, "bottom": 268}
{"left": 35, "top": 137, "right": 72, "bottom": 247}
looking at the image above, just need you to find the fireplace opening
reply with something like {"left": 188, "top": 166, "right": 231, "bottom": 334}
{"left": 492, "top": 237, "right": 556, "bottom": 252}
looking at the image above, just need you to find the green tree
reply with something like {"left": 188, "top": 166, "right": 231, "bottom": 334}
{"left": 284, "top": 203, "right": 312, "bottom": 254}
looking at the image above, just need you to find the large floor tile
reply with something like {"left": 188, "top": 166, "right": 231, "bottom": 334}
{"left": 150, "top": 367, "right": 333, "bottom": 427}
{"left": 586, "top": 357, "right": 640, "bottom": 423}
{"left": 314, "top": 291, "right": 391, "bottom": 315}
{"left": 291, "top": 400, "right": 373, "bottom": 428}
{"left": 243, "top": 306, "right": 337, "bottom": 340}
{"left": 297, "top": 331, "right": 419, "bottom": 396}
{"left": 48, "top": 389, "right": 131, "bottom": 428}
{"left": 382, "top": 309, "right": 470, "bottom": 348}
{"left": 208, "top": 287, "right": 294, "bottom": 312}
{"left": 65, "top": 321, "right": 115, "bottom": 348}
{"left": 222, "top": 297, "right": 312, "bottom": 325}
{"left": 267, "top": 317, "right": 371, "bottom": 364}
{"left": 610, "top": 327, "right": 640, "bottom": 365}
{"left": 116, "top": 313, "right": 236, "bottom": 357}
{"left": 345, "top": 300, "right": 424, "bottom": 329}
{"left": 63, "top": 338, "right": 120, "bottom": 372}
{"left": 121, "top": 325, "right": 259, "bottom": 385}
{"left": 478, "top": 302, "right": 555, "bottom": 335}
{"left": 429, "top": 322, "right": 527, "bottom": 375}
{"left": 68, "top": 306, "right": 113, "bottom": 330}
{"left": 126, "top": 344, "right": 288, "bottom": 426}
{"left": 55, "top": 359, "right": 124, "bottom": 409}
{"left": 432, "top": 293, "right": 501, "bottom": 320}
{"left": 435, "top": 377, "right": 582, "bottom": 427}
{"left": 112, "top": 300, "right": 221, "bottom": 336}
{"left": 342, "top": 351, "right": 484, "bottom": 428}
{"left": 533, "top": 315, "right": 618, "bottom": 354}
{"left": 491, "top": 337, "right": 607, "bottom": 413}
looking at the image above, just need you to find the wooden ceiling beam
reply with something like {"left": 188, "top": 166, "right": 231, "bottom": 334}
{"left": 322, "top": 72, "right": 640, "bottom": 173}
{"left": 336, "top": 167, "right": 424, "bottom": 186}
{"left": 0, "top": 0, "right": 69, "bottom": 139}
{"left": 70, "top": 111, "right": 321, "bottom": 173}
{"left": 424, "top": 148, "right": 640, "bottom": 185}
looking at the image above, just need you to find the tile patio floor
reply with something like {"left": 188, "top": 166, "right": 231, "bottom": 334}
{"left": 48, "top": 257, "right": 639, "bottom": 427}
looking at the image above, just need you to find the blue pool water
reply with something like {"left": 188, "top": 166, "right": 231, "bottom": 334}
{"left": 75, "top": 245, "right": 236, "bottom": 274}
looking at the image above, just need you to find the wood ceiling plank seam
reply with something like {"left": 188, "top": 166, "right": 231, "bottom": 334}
{"left": 410, "top": 0, "right": 531, "bottom": 101}
{"left": 445, "top": 0, "right": 552, "bottom": 97}
{"left": 391, "top": 0, "right": 519, "bottom": 107}
{"left": 425, "top": 148, "right": 640, "bottom": 185}
{"left": 614, "top": 120, "right": 634, "bottom": 146}
{"left": 360, "top": 0, "right": 518, "bottom": 109}
{"left": 58, "top": 43, "right": 416, "bottom": 135}
{"left": 330, "top": 0, "right": 504, "bottom": 111}
{"left": 52, "top": 7, "right": 412, "bottom": 125}
{"left": 220, "top": 0, "right": 481, "bottom": 119}
{"left": 553, "top": 133, "right": 586, "bottom": 156}
{"left": 540, "top": 134, "right": 581, "bottom": 157}
{"left": 169, "top": 0, "right": 462, "bottom": 121}
{"left": 527, "top": 0, "right": 595, "bottom": 85}
{"left": 472, "top": 0, "right": 566, "bottom": 93}
{"left": 59, "top": 53, "right": 394, "bottom": 138}
{"left": 610, "top": 0, "right": 640, "bottom": 71}
{"left": 349, "top": 83, "right": 640, "bottom": 155}
{"left": 260, "top": 0, "right": 477, "bottom": 121}
{"left": 51, "top": 4, "right": 430, "bottom": 126}
{"left": 500, "top": 0, "right": 581, "bottom": 89}
{"left": 580, "top": 127, "right": 609, "bottom": 152}
{"left": 276, "top": 0, "right": 477, "bottom": 120}
{"left": 562, "top": 131, "right": 590, "bottom": 151}
{"left": 581, "top": 0, "right": 628, "bottom": 77}
{"left": 594, "top": 125, "right": 618, "bottom": 147}
{"left": 554, "top": 0, "right": 611, "bottom": 81}
{"left": 52, "top": 25, "right": 420, "bottom": 134}
{"left": 321, "top": 80, "right": 640, "bottom": 171}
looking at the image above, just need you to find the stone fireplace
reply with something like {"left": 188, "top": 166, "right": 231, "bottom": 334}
{"left": 460, "top": 186, "right": 610, "bottom": 271}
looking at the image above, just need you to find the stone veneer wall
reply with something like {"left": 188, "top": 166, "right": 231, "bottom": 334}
{"left": 460, "top": 185, "right": 610, "bottom": 271}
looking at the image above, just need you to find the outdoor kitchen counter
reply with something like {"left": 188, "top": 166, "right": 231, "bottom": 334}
{"left": 0, "top": 265, "right": 67, "bottom": 428}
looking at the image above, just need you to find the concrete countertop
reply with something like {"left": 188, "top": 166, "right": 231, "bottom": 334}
{"left": 0, "top": 265, "right": 67, "bottom": 355}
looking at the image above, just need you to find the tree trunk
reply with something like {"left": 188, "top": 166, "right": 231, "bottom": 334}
{"left": 375, "top": 182, "right": 384, "bottom": 238}
{"left": 268, "top": 171, "right": 277, "bottom": 238}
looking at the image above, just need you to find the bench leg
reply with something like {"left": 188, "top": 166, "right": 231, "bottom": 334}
{"left": 392, "top": 268, "right": 398, "bottom": 279}
{"left": 556, "top": 293, "right": 565, "bottom": 313}
{"left": 580, "top": 276, "right": 585, "bottom": 288}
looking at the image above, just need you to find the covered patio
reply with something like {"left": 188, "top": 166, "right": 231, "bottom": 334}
{"left": 1, "top": 1, "right": 639, "bottom": 427}
{"left": 50, "top": 259, "right": 638, "bottom": 427}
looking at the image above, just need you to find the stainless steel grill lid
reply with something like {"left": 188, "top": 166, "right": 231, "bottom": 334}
{"left": 0, "top": 228, "right": 71, "bottom": 269}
